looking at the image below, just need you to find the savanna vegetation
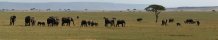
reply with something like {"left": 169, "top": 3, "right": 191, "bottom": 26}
{"left": 0, "top": 11, "right": 217, "bottom": 40}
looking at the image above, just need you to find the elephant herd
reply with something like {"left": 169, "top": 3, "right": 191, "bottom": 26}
{"left": 25, "top": 16, "right": 75, "bottom": 26}
{"left": 80, "top": 20, "right": 98, "bottom": 27}
{"left": 25, "top": 16, "right": 36, "bottom": 26}
{"left": 104, "top": 17, "right": 126, "bottom": 27}
{"left": 10, "top": 15, "right": 201, "bottom": 27}
{"left": 10, "top": 16, "right": 127, "bottom": 27}
{"left": 46, "top": 16, "right": 75, "bottom": 26}
{"left": 161, "top": 18, "right": 200, "bottom": 26}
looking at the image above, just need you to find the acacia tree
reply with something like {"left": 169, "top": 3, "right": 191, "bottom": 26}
{"left": 67, "top": 9, "right": 71, "bottom": 11}
{"left": 58, "top": 9, "right": 62, "bottom": 11}
{"left": 30, "top": 8, "right": 36, "bottom": 11}
{"left": 46, "top": 9, "right": 51, "bottom": 11}
{"left": 145, "top": 4, "right": 166, "bottom": 23}
{"left": 84, "top": 9, "right": 88, "bottom": 12}
{"left": 133, "top": 9, "right": 137, "bottom": 12}
{"left": 127, "top": 9, "right": 130, "bottom": 12}
{"left": 11, "top": 9, "right": 15, "bottom": 11}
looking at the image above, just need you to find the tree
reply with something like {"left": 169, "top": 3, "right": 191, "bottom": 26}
{"left": 30, "top": 8, "right": 36, "bottom": 11}
{"left": 84, "top": 9, "right": 88, "bottom": 12}
{"left": 133, "top": 9, "right": 137, "bottom": 12}
{"left": 58, "top": 9, "right": 62, "bottom": 11}
{"left": 67, "top": 9, "right": 71, "bottom": 11}
{"left": 46, "top": 9, "right": 51, "bottom": 11}
{"left": 64, "top": 9, "right": 67, "bottom": 11}
{"left": 11, "top": 9, "right": 15, "bottom": 11}
{"left": 2, "top": 9, "right": 6, "bottom": 11}
{"left": 127, "top": 9, "right": 130, "bottom": 12}
{"left": 64, "top": 9, "right": 71, "bottom": 12}
{"left": 145, "top": 4, "right": 166, "bottom": 23}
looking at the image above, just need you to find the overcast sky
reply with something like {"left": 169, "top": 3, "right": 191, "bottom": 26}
{"left": 0, "top": 0, "right": 217, "bottom": 7}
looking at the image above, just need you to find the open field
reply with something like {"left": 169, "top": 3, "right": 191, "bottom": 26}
{"left": 0, "top": 12, "right": 217, "bottom": 40}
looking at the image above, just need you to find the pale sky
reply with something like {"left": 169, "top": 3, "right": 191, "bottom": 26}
{"left": 0, "top": 0, "right": 217, "bottom": 7}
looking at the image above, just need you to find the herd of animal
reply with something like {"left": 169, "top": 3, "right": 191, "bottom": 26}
{"left": 161, "top": 18, "right": 200, "bottom": 26}
{"left": 9, "top": 15, "right": 200, "bottom": 27}
{"left": 10, "top": 16, "right": 127, "bottom": 27}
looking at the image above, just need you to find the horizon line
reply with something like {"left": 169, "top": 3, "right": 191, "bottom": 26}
{"left": 0, "top": 1, "right": 218, "bottom": 8}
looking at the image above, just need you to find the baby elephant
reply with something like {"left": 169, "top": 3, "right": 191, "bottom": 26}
{"left": 89, "top": 21, "right": 98, "bottom": 27}
{"left": 81, "top": 20, "right": 87, "bottom": 27}
{"left": 116, "top": 20, "right": 126, "bottom": 27}
{"left": 176, "top": 23, "right": 181, "bottom": 26}
{"left": 81, "top": 20, "right": 98, "bottom": 27}
{"left": 37, "top": 21, "right": 45, "bottom": 26}
{"left": 137, "top": 18, "right": 143, "bottom": 22}
{"left": 168, "top": 18, "right": 174, "bottom": 23}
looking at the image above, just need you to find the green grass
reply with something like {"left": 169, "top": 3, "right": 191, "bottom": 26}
{"left": 0, "top": 11, "right": 217, "bottom": 40}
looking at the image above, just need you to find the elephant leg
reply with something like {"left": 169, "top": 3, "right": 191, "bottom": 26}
{"left": 81, "top": 23, "right": 83, "bottom": 27}
{"left": 10, "top": 22, "right": 12, "bottom": 25}
{"left": 68, "top": 22, "right": 71, "bottom": 26}
{"left": 105, "top": 23, "right": 107, "bottom": 27}
{"left": 85, "top": 24, "right": 87, "bottom": 27}
{"left": 81, "top": 24, "right": 83, "bottom": 27}
{"left": 118, "top": 24, "right": 120, "bottom": 27}
{"left": 47, "top": 24, "right": 49, "bottom": 26}
{"left": 48, "top": 23, "right": 50, "bottom": 26}
{"left": 118, "top": 24, "right": 121, "bottom": 27}
{"left": 37, "top": 23, "right": 40, "bottom": 26}
{"left": 80, "top": 24, "right": 83, "bottom": 27}
{"left": 56, "top": 23, "right": 59, "bottom": 26}
{"left": 42, "top": 24, "right": 45, "bottom": 26}
{"left": 82, "top": 24, "right": 84, "bottom": 27}
{"left": 122, "top": 24, "right": 124, "bottom": 27}
{"left": 10, "top": 22, "right": 13, "bottom": 26}
{"left": 51, "top": 23, "right": 53, "bottom": 26}
{"left": 115, "top": 24, "right": 118, "bottom": 27}
{"left": 52, "top": 23, "right": 54, "bottom": 26}
{"left": 27, "top": 23, "right": 29, "bottom": 26}
{"left": 110, "top": 23, "right": 112, "bottom": 26}
{"left": 11, "top": 22, "right": 14, "bottom": 25}
{"left": 62, "top": 23, "right": 64, "bottom": 26}
{"left": 28, "top": 23, "right": 30, "bottom": 26}
{"left": 25, "top": 22, "right": 27, "bottom": 26}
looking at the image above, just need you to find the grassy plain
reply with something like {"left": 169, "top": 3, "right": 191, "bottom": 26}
{"left": 0, "top": 11, "right": 217, "bottom": 40}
